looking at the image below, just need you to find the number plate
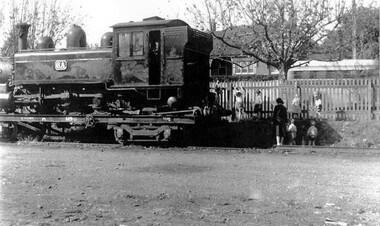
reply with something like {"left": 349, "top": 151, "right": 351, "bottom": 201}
{"left": 55, "top": 60, "right": 68, "bottom": 71}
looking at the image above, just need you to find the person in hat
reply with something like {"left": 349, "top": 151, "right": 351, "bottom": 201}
{"left": 271, "top": 97, "right": 288, "bottom": 146}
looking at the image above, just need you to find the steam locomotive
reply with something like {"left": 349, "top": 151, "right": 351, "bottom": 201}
{"left": 0, "top": 17, "right": 214, "bottom": 143}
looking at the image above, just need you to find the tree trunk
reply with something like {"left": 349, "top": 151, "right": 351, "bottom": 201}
{"left": 278, "top": 65, "right": 288, "bottom": 82}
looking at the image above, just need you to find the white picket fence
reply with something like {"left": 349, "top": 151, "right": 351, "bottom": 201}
{"left": 211, "top": 78, "right": 380, "bottom": 121}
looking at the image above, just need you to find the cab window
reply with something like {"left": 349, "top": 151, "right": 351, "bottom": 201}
{"left": 119, "top": 33, "right": 131, "bottom": 57}
{"left": 132, "top": 32, "right": 143, "bottom": 56}
{"left": 118, "top": 31, "right": 144, "bottom": 57}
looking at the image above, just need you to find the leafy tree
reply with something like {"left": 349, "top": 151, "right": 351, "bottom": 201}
{"left": 0, "top": 0, "right": 86, "bottom": 57}
{"left": 187, "top": 0, "right": 347, "bottom": 80}
{"left": 320, "top": 4, "right": 379, "bottom": 60}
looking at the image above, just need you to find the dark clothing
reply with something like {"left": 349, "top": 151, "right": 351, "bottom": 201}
{"left": 272, "top": 104, "right": 288, "bottom": 138}
{"left": 274, "top": 124, "right": 286, "bottom": 137}
{"left": 253, "top": 104, "right": 262, "bottom": 113}
{"left": 272, "top": 104, "right": 288, "bottom": 125}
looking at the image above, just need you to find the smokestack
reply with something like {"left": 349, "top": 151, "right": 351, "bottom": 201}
{"left": 16, "top": 23, "right": 31, "bottom": 51}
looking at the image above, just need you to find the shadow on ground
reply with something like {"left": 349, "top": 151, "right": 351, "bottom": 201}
{"left": 185, "top": 118, "right": 343, "bottom": 148}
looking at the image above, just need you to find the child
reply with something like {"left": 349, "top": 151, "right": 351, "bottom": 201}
{"left": 234, "top": 86, "right": 245, "bottom": 121}
{"left": 214, "top": 80, "right": 221, "bottom": 104}
{"left": 314, "top": 91, "right": 322, "bottom": 118}
{"left": 291, "top": 94, "right": 301, "bottom": 118}
{"left": 307, "top": 120, "right": 318, "bottom": 146}
{"left": 288, "top": 119, "right": 297, "bottom": 145}
{"left": 253, "top": 90, "right": 263, "bottom": 120}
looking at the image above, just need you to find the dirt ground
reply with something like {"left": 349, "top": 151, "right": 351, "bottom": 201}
{"left": 0, "top": 143, "right": 379, "bottom": 226}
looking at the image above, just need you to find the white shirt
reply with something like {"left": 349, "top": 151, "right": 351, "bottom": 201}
{"left": 235, "top": 89, "right": 244, "bottom": 103}
{"left": 315, "top": 99, "right": 322, "bottom": 106}
{"left": 288, "top": 123, "right": 297, "bottom": 133}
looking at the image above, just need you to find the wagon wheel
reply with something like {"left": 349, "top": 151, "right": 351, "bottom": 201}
{"left": 0, "top": 122, "right": 18, "bottom": 142}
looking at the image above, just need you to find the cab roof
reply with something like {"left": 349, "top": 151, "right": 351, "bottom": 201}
{"left": 111, "top": 18, "right": 188, "bottom": 29}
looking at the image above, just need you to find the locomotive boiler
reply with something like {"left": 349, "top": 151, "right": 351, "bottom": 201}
{"left": 0, "top": 17, "right": 214, "bottom": 143}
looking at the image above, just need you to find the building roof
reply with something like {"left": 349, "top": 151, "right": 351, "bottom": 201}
{"left": 289, "top": 59, "right": 379, "bottom": 71}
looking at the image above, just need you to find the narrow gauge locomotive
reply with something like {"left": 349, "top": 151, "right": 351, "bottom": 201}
{"left": 0, "top": 17, "right": 213, "bottom": 143}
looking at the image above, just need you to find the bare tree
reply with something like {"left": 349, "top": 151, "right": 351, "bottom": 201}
{"left": 321, "top": 4, "right": 379, "bottom": 60}
{"left": 188, "top": 0, "right": 347, "bottom": 80}
{"left": 1, "top": 0, "right": 86, "bottom": 57}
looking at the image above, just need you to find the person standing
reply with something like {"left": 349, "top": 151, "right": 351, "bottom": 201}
{"left": 272, "top": 98, "right": 288, "bottom": 146}
{"left": 233, "top": 86, "right": 245, "bottom": 121}
{"left": 253, "top": 90, "right": 263, "bottom": 120}
{"left": 307, "top": 120, "right": 318, "bottom": 146}
{"left": 288, "top": 118, "right": 297, "bottom": 145}
{"left": 291, "top": 93, "right": 301, "bottom": 118}
{"left": 314, "top": 91, "right": 322, "bottom": 118}
{"left": 214, "top": 80, "right": 221, "bottom": 104}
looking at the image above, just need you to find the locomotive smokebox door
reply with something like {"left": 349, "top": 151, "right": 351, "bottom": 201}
{"left": 149, "top": 30, "right": 161, "bottom": 85}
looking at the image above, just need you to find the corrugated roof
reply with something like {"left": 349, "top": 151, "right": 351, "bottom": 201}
{"left": 111, "top": 19, "right": 188, "bottom": 29}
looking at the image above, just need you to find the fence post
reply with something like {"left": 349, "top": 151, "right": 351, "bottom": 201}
{"left": 377, "top": 79, "right": 380, "bottom": 120}
{"left": 228, "top": 82, "right": 233, "bottom": 111}
{"left": 369, "top": 79, "right": 373, "bottom": 120}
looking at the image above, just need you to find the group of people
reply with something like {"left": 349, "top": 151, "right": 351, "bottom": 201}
{"left": 233, "top": 86, "right": 263, "bottom": 122}
{"left": 272, "top": 97, "right": 319, "bottom": 146}
{"left": 215, "top": 81, "right": 322, "bottom": 146}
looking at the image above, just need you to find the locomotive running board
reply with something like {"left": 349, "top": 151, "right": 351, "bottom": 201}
{"left": 0, "top": 113, "right": 196, "bottom": 126}
{"left": 0, "top": 113, "right": 198, "bottom": 142}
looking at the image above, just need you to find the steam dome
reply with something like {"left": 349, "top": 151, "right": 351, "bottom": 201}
{"left": 66, "top": 25, "right": 86, "bottom": 48}
{"left": 100, "top": 32, "right": 113, "bottom": 47}
{"left": 36, "top": 36, "right": 54, "bottom": 49}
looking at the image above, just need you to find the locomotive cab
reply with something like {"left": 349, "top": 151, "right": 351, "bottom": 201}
{"left": 110, "top": 17, "right": 213, "bottom": 111}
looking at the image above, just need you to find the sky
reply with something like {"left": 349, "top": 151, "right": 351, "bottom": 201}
{"left": 0, "top": 0, "right": 191, "bottom": 48}
{"left": 0, "top": 0, "right": 378, "bottom": 48}
{"left": 72, "top": 0, "right": 378, "bottom": 46}
{"left": 73, "top": 0, "right": 191, "bottom": 46}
